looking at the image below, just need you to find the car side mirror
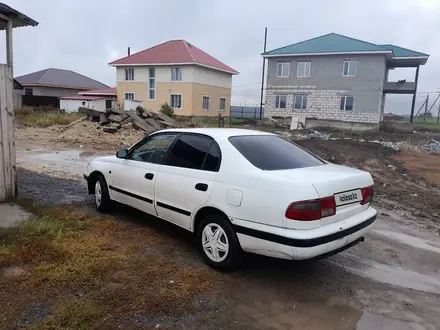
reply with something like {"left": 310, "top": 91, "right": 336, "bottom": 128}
{"left": 116, "top": 149, "right": 128, "bottom": 159}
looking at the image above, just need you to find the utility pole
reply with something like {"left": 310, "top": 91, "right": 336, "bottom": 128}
{"left": 259, "top": 27, "right": 267, "bottom": 119}
{"left": 437, "top": 94, "right": 440, "bottom": 124}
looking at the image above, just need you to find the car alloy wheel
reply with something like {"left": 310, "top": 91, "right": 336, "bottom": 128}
{"left": 95, "top": 180, "right": 102, "bottom": 207}
{"left": 201, "top": 223, "right": 229, "bottom": 263}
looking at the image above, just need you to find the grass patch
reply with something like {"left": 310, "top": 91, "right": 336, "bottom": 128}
{"left": 15, "top": 107, "right": 82, "bottom": 128}
{"left": 0, "top": 203, "right": 225, "bottom": 329}
{"left": 412, "top": 117, "right": 440, "bottom": 125}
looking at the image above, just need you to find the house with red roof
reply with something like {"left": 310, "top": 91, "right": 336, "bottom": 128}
{"left": 109, "top": 40, "right": 238, "bottom": 116}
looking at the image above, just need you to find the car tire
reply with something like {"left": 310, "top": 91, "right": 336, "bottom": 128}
{"left": 196, "top": 213, "right": 242, "bottom": 272}
{"left": 94, "top": 174, "right": 112, "bottom": 212}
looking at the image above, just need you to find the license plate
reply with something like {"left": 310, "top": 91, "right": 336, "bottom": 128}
{"left": 334, "top": 189, "right": 362, "bottom": 206}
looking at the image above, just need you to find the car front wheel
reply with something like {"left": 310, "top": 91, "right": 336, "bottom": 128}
{"left": 197, "top": 214, "right": 242, "bottom": 272}
{"left": 94, "top": 174, "right": 111, "bottom": 212}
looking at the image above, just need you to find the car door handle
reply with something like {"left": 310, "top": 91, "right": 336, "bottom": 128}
{"left": 195, "top": 183, "right": 208, "bottom": 191}
{"left": 145, "top": 173, "right": 154, "bottom": 180}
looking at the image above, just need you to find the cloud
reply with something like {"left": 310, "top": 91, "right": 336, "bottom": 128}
{"left": 3, "top": 0, "right": 439, "bottom": 114}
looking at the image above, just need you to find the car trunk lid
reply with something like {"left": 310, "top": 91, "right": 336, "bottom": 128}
{"left": 272, "top": 164, "right": 373, "bottom": 229}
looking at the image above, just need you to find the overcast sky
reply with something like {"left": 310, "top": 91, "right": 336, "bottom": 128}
{"left": 4, "top": 0, "right": 440, "bottom": 114}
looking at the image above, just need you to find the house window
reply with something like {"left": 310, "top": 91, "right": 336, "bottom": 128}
{"left": 82, "top": 101, "right": 86, "bottom": 106}
{"left": 275, "top": 95, "right": 287, "bottom": 109}
{"left": 297, "top": 62, "right": 311, "bottom": 77}
{"left": 219, "top": 97, "right": 226, "bottom": 111}
{"left": 340, "top": 96, "right": 354, "bottom": 111}
{"left": 125, "top": 68, "right": 134, "bottom": 81}
{"left": 24, "top": 88, "right": 33, "bottom": 96}
{"left": 342, "top": 61, "right": 358, "bottom": 77}
{"left": 171, "top": 67, "right": 182, "bottom": 81}
{"left": 125, "top": 93, "right": 135, "bottom": 100}
{"left": 170, "top": 94, "right": 182, "bottom": 109}
{"left": 294, "top": 95, "right": 308, "bottom": 110}
{"left": 149, "top": 68, "right": 155, "bottom": 100}
{"left": 202, "top": 96, "right": 210, "bottom": 110}
{"left": 277, "top": 62, "right": 290, "bottom": 77}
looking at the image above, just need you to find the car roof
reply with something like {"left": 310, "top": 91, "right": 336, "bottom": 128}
{"left": 156, "top": 128, "right": 275, "bottom": 139}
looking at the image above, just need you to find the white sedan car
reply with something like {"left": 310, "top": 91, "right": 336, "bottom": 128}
{"left": 84, "top": 128, "right": 376, "bottom": 271}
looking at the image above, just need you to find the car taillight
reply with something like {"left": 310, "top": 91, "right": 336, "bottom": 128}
{"left": 361, "top": 186, "right": 374, "bottom": 205}
{"left": 285, "top": 196, "right": 336, "bottom": 221}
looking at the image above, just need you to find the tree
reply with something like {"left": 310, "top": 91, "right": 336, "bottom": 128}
{"left": 160, "top": 103, "right": 174, "bottom": 117}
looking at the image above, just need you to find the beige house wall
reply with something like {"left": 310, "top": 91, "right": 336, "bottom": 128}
{"left": 192, "top": 83, "right": 231, "bottom": 116}
{"left": 116, "top": 75, "right": 232, "bottom": 117}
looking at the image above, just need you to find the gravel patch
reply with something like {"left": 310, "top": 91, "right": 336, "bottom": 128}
{"left": 17, "top": 168, "right": 92, "bottom": 205}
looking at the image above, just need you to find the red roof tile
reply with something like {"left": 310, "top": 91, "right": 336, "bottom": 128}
{"left": 78, "top": 87, "right": 116, "bottom": 95}
{"left": 59, "top": 95, "right": 110, "bottom": 101}
{"left": 109, "top": 40, "right": 238, "bottom": 74}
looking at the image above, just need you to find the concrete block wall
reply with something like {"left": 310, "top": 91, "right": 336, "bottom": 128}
{"left": 264, "top": 86, "right": 381, "bottom": 124}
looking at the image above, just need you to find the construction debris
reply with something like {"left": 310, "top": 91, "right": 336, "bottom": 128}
{"left": 64, "top": 106, "right": 178, "bottom": 135}
{"left": 422, "top": 139, "right": 440, "bottom": 153}
{"left": 59, "top": 116, "right": 88, "bottom": 132}
{"left": 309, "top": 130, "right": 331, "bottom": 140}
{"left": 102, "top": 127, "right": 118, "bottom": 133}
{"left": 268, "top": 117, "right": 289, "bottom": 128}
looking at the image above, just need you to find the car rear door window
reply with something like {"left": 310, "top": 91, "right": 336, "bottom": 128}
{"left": 229, "top": 135, "right": 324, "bottom": 170}
{"left": 202, "top": 142, "right": 221, "bottom": 172}
{"left": 165, "top": 134, "right": 218, "bottom": 170}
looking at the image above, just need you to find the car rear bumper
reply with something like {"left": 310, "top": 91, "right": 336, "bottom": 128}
{"left": 232, "top": 207, "right": 377, "bottom": 260}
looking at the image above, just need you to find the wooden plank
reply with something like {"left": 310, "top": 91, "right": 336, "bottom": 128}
{"left": 120, "top": 117, "right": 133, "bottom": 126}
{"left": 6, "top": 20, "right": 12, "bottom": 66}
{"left": 157, "top": 119, "right": 177, "bottom": 128}
{"left": 145, "top": 118, "right": 162, "bottom": 130}
{"left": 108, "top": 114, "right": 126, "bottom": 123}
{"left": 156, "top": 112, "right": 177, "bottom": 126}
{"left": 78, "top": 107, "right": 106, "bottom": 117}
{"left": 0, "top": 65, "right": 7, "bottom": 200}
{"left": 59, "top": 115, "right": 87, "bottom": 132}
{"left": 107, "top": 108, "right": 125, "bottom": 116}
{"left": 126, "top": 111, "right": 157, "bottom": 134}
{"left": 103, "top": 127, "right": 118, "bottom": 133}
{"left": 0, "top": 64, "right": 15, "bottom": 200}
{"left": 99, "top": 114, "right": 109, "bottom": 125}
{"left": 6, "top": 65, "right": 16, "bottom": 199}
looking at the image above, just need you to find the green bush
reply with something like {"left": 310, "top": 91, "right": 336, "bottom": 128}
{"left": 160, "top": 103, "right": 174, "bottom": 117}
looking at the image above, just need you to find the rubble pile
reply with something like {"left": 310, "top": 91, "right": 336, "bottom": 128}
{"left": 422, "top": 139, "right": 440, "bottom": 153}
{"left": 73, "top": 106, "right": 178, "bottom": 134}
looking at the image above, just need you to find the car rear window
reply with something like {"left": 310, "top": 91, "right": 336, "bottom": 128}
{"left": 229, "top": 135, "right": 324, "bottom": 170}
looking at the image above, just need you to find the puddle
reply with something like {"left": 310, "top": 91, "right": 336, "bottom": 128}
{"left": 0, "top": 203, "right": 34, "bottom": 227}
{"left": 16, "top": 148, "right": 97, "bottom": 176}
{"left": 237, "top": 298, "right": 361, "bottom": 330}
{"left": 373, "top": 230, "right": 440, "bottom": 254}
{"left": 357, "top": 311, "right": 421, "bottom": 330}
{"left": 236, "top": 295, "right": 423, "bottom": 330}
{"left": 332, "top": 254, "right": 440, "bottom": 295}
{"left": 1, "top": 266, "right": 27, "bottom": 279}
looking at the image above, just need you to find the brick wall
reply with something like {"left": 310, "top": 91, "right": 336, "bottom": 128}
{"left": 264, "top": 86, "right": 381, "bottom": 124}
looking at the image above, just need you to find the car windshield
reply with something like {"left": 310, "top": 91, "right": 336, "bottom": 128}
{"left": 229, "top": 135, "right": 325, "bottom": 170}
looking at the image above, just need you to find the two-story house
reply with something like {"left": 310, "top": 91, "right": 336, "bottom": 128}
{"left": 262, "top": 33, "right": 429, "bottom": 130}
{"left": 110, "top": 40, "right": 238, "bottom": 116}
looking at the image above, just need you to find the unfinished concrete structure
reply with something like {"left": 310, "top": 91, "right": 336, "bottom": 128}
{"left": 262, "top": 33, "right": 429, "bottom": 130}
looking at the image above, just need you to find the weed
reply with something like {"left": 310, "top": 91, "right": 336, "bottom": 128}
{"left": 32, "top": 299, "right": 103, "bottom": 330}
{"left": 0, "top": 204, "right": 225, "bottom": 328}
{"left": 15, "top": 107, "right": 82, "bottom": 128}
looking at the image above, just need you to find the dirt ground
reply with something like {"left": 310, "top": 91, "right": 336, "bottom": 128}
{"left": 5, "top": 124, "right": 440, "bottom": 329}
